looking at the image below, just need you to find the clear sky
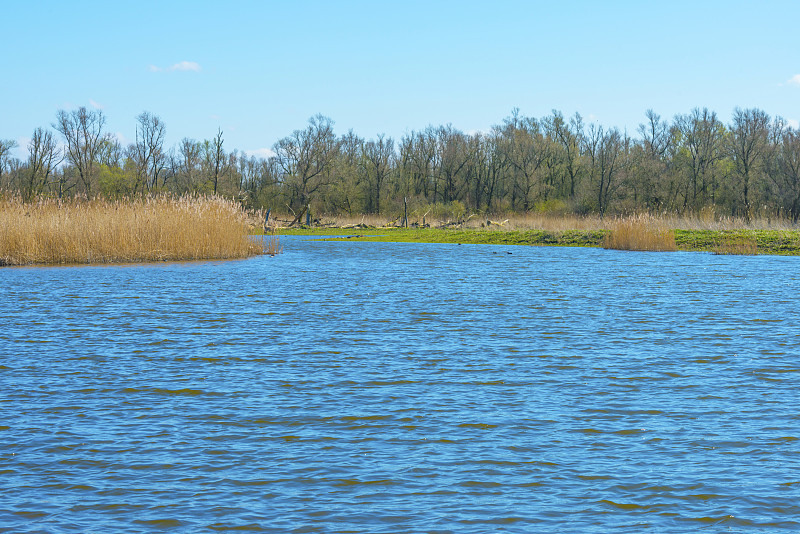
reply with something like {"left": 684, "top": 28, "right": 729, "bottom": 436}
{"left": 3, "top": 0, "right": 799, "bottom": 159}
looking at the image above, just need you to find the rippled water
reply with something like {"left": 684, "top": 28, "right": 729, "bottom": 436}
{"left": 2, "top": 237, "right": 800, "bottom": 532}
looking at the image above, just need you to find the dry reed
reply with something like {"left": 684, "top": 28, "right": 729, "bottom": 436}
{"left": 262, "top": 221, "right": 282, "bottom": 256}
{"left": 0, "top": 195, "right": 267, "bottom": 266}
{"left": 713, "top": 233, "right": 759, "bottom": 255}
{"left": 602, "top": 215, "right": 677, "bottom": 252}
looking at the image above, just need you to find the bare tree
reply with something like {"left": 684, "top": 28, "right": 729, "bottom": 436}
{"left": 178, "top": 138, "right": 202, "bottom": 192}
{"left": 54, "top": 107, "right": 106, "bottom": 196}
{"left": 398, "top": 130, "right": 437, "bottom": 200}
{"left": 24, "top": 128, "right": 61, "bottom": 201}
{"left": 360, "top": 134, "right": 394, "bottom": 213}
{"left": 98, "top": 135, "right": 124, "bottom": 169}
{"left": 331, "top": 130, "right": 364, "bottom": 214}
{"left": 462, "top": 132, "right": 490, "bottom": 210}
{"left": 435, "top": 125, "right": 471, "bottom": 204}
{"left": 500, "top": 112, "right": 548, "bottom": 210}
{"left": 546, "top": 110, "right": 585, "bottom": 201}
{"left": 481, "top": 128, "right": 509, "bottom": 211}
{"left": 727, "top": 107, "right": 771, "bottom": 219}
{"left": 134, "top": 111, "right": 167, "bottom": 191}
{"left": 274, "top": 114, "right": 340, "bottom": 224}
{"left": 625, "top": 110, "right": 672, "bottom": 210}
{"left": 639, "top": 109, "right": 671, "bottom": 158}
{"left": 204, "top": 128, "right": 226, "bottom": 194}
{"left": 769, "top": 128, "right": 800, "bottom": 220}
{"left": 0, "top": 139, "right": 19, "bottom": 189}
{"left": 585, "top": 125, "right": 626, "bottom": 214}
{"left": 240, "top": 155, "right": 281, "bottom": 210}
{"left": 674, "top": 108, "right": 724, "bottom": 210}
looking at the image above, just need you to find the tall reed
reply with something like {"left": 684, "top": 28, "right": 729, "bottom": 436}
{"left": 713, "top": 233, "right": 759, "bottom": 255}
{"left": 602, "top": 214, "right": 677, "bottom": 252}
{"left": 262, "top": 223, "right": 282, "bottom": 256}
{"left": 0, "top": 195, "right": 267, "bottom": 266}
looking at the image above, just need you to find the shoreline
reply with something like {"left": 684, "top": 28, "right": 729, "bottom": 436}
{"left": 274, "top": 226, "right": 800, "bottom": 256}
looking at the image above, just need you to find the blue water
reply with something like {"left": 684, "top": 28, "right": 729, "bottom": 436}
{"left": 2, "top": 237, "right": 799, "bottom": 532}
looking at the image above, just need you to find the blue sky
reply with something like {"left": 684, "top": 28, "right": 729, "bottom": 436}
{"left": 3, "top": 0, "right": 799, "bottom": 159}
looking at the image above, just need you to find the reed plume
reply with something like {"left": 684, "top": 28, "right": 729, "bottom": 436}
{"left": 0, "top": 195, "right": 267, "bottom": 266}
{"left": 713, "top": 233, "right": 759, "bottom": 255}
{"left": 602, "top": 214, "right": 677, "bottom": 252}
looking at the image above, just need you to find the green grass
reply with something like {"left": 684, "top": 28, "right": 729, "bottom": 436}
{"left": 282, "top": 227, "right": 607, "bottom": 247}
{"left": 674, "top": 229, "right": 800, "bottom": 255}
{"left": 274, "top": 226, "right": 800, "bottom": 255}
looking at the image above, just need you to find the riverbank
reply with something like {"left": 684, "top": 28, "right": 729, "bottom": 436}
{"left": 0, "top": 196, "right": 269, "bottom": 266}
{"left": 277, "top": 226, "right": 800, "bottom": 255}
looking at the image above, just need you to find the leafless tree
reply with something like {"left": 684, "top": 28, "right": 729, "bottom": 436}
{"left": 674, "top": 108, "right": 724, "bottom": 210}
{"left": 481, "top": 129, "right": 509, "bottom": 211}
{"left": 134, "top": 111, "right": 167, "bottom": 191}
{"left": 434, "top": 126, "right": 471, "bottom": 204}
{"left": 585, "top": 125, "right": 626, "bottom": 215}
{"left": 639, "top": 109, "right": 671, "bottom": 158}
{"left": 330, "top": 130, "right": 364, "bottom": 214}
{"left": 99, "top": 135, "right": 124, "bottom": 168}
{"left": 361, "top": 134, "right": 394, "bottom": 213}
{"left": 398, "top": 130, "right": 437, "bottom": 199}
{"left": 204, "top": 128, "right": 226, "bottom": 194}
{"left": 177, "top": 138, "right": 202, "bottom": 192}
{"left": 727, "top": 107, "right": 771, "bottom": 219}
{"left": 54, "top": 107, "right": 106, "bottom": 196}
{"left": 501, "top": 112, "right": 548, "bottom": 210}
{"left": 769, "top": 128, "right": 800, "bottom": 220}
{"left": 546, "top": 110, "right": 585, "bottom": 201}
{"left": 24, "top": 128, "right": 61, "bottom": 201}
{"left": 274, "top": 114, "right": 340, "bottom": 224}
{"left": 0, "top": 139, "right": 19, "bottom": 189}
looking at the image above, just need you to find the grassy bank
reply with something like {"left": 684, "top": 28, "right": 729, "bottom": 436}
{"left": 281, "top": 226, "right": 607, "bottom": 247}
{"left": 280, "top": 223, "right": 800, "bottom": 255}
{"left": 0, "top": 196, "right": 270, "bottom": 266}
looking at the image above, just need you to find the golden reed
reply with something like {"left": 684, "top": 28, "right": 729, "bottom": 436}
{"left": 602, "top": 214, "right": 677, "bottom": 252}
{"left": 0, "top": 195, "right": 270, "bottom": 266}
{"left": 713, "top": 233, "right": 759, "bottom": 255}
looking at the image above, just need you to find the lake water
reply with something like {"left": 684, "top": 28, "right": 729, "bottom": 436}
{"left": 2, "top": 237, "right": 799, "bottom": 532}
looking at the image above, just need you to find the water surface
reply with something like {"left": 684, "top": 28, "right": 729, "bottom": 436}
{"left": 2, "top": 238, "right": 799, "bottom": 532}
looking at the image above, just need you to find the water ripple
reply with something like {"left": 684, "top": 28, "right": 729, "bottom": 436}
{"left": 1, "top": 239, "right": 799, "bottom": 532}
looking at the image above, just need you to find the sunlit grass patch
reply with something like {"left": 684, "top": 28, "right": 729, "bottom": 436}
{"left": 0, "top": 195, "right": 268, "bottom": 266}
{"left": 602, "top": 215, "right": 677, "bottom": 252}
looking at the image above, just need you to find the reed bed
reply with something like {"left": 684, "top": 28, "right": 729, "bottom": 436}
{"left": 467, "top": 212, "right": 798, "bottom": 232}
{"left": 602, "top": 215, "right": 677, "bottom": 252}
{"left": 0, "top": 195, "right": 268, "bottom": 266}
{"left": 713, "top": 233, "right": 759, "bottom": 255}
{"left": 262, "top": 224, "right": 282, "bottom": 256}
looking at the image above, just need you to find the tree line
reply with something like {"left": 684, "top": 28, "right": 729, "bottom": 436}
{"left": 2, "top": 106, "right": 799, "bottom": 221}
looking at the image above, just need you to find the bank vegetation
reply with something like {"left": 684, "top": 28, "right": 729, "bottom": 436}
{"left": 1, "top": 106, "right": 799, "bottom": 225}
{"left": 0, "top": 195, "right": 269, "bottom": 266}
{"left": 2, "top": 104, "right": 800, "bottom": 258}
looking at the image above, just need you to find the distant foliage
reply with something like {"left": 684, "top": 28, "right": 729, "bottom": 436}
{"left": 2, "top": 106, "right": 800, "bottom": 223}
